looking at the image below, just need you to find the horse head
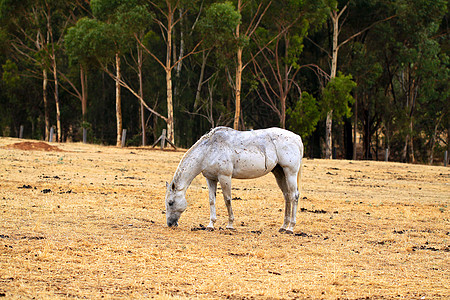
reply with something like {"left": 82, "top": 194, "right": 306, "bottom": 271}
{"left": 165, "top": 181, "right": 187, "bottom": 227}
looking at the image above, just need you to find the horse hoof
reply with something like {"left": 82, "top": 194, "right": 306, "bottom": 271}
{"left": 279, "top": 228, "right": 286, "bottom": 233}
{"left": 226, "top": 227, "right": 236, "bottom": 231}
{"left": 206, "top": 227, "right": 214, "bottom": 231}
{"left": 285, "top": 229, "right": 294, "bottom": 234}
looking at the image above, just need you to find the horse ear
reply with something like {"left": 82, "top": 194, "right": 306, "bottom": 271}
{"left": 165, "top": 181, "right": 169, "bottom": 188}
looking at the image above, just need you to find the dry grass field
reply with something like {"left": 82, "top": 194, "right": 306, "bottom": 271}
{"left": 0, "top": 137, "right": 449, "bottom": 299}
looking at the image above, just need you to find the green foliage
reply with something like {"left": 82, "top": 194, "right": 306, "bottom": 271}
{"left": 199, "top": 2, "right": 241, "bottom": 49}
{"left": 2, "top": 59, "right": 19, "bottom": 89}
{"left": 287, "top": 91, "right": 320, "bottom": 139}
{"left": 66, "top": 0, "right": 152, "bottom": 65}
{"left": 321, "top": 72, "right": 356, "bottom": 122}
{"left": 114, "top": 3, "right": 153, "bottom": 34}
{"left": 91, "top": 0, "right": 123, "bottom": 21}
{"left": 92, "top": 0, "right": 152, "bottom": 32}
{"left": 65, "top": 17, "right": 113, "bottom": 65}
{"left": 0, "top": 0, "right": 447, "bottom": 162}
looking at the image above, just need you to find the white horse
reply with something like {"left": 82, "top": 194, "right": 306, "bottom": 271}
{"left": 165, "top": 126, "right": 304, "bottom": 233}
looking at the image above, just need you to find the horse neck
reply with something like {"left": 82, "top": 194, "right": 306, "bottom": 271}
{"left": 173, "top": 145, "right": 204, "bottom": 191}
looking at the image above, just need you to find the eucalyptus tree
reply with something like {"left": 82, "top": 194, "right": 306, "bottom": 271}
{"left": 250, "top": 0, "right": 328, "bottom": 129}
{"left": 315, "top": 0, "right": 396, "bottom": 159}
{"left": 195, "top": 1, "right": 241, "bottom": 126}
{"left": 66, "top": 0, "right": 155, "bottom": 146}
{"left": 380, "top": 0, "right": 448, "bottom": 162}
{"left": 0, "top": 0, "right": 77, "bottom": 142}
{"left": 62, "top": 2, "right": 96, "bottom": 142}
{"left": 231, "top": 0, "right": 272, "bottom": 130}
{"left": 135, "top": 0, "right": 203, "bottom": 144}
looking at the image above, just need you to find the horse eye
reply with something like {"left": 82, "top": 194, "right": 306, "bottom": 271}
{"left": 168, "top": 200, "right": 174, "bottom": 207}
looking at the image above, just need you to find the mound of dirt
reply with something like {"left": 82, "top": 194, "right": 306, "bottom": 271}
{"left": 3, "top": 141, "right": 64, "bottom": 152}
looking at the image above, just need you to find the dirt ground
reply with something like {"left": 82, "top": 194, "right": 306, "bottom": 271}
{"left": 0, "top": 137, "right": 448, "bottom": 299}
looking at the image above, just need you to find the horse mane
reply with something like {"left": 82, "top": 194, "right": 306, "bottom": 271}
{"left": 184, "top": 127, "right": 230, "bottom": 156}
{"left": 173, "top": 127, "right": 232, "bottom": 185}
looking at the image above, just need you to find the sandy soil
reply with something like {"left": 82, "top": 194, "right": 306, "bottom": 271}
{"left": 0, "top": 137, "right": 449, "bottom": 299}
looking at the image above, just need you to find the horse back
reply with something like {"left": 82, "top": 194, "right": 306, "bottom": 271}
{"left": 204, "top": 127, "right": 303, "bottom": 177}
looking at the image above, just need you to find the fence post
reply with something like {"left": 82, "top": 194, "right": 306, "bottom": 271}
{"left": 121, "top": 129, "right": 127, "bottom": 147}
{"left": 151, "top": 129, "right": 176, "bottom": 150}
{"left": 445, "top": 150, "right": 448, "bottom": 167}
{"left": 385, "top": 148, "right": 389, "bottom": 162}
{"left": 83, "top": 128, "right": 87, "bottom": 144}
{"left": 19, "top": 125, "right": 24, "bottom": 139}
{"left": 161, "top": 129, "right": 166, "bottom": 150}
{"left": 49, "top": 127, "right": 54, "bottom": 143}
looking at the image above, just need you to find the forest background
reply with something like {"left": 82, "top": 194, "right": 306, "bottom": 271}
{"left": 0, "top": 0, "right": 448, "bottom": 164}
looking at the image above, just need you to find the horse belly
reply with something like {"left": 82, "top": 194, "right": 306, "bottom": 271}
{"left": 232, "top": 151, "right": 276, "bottom": 179}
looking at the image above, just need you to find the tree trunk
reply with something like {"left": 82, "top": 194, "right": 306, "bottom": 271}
{"left": 402, "top": 134, "right": 408, "bottom": 162}
{"left": 80, "top": 64, "right": 87, "bottom": 120}
{"left": 344, "top": 118, "right": 353, "bottom": 159}
{"left": 325, "top": 110, "right": 333, "bottom": 159}
{"left": 280, "top": 95, "right": 286, "bottom": 129}
{"left": 375, "top": 128, "right": 379, "bottom": 160}
{"left": 166, "top": 7, "right": 175, "bottom": 144}
{"left": 194, "top": 50, "right": 209, "bottom": 109}
{"left": 353, "top": 94, "right": 358, "bottom": 160}
{"left": 115, "top": 53, "right": 123, "bottom": 147}
{"left": 166, "top": 70, "right": 174, "bottom": 144}
{"left": 409, "top": 118, "right": 415, "bottom": 163}
{"left": 138, "top": 42, "right": 146, "bottom": 146}
{"left": 429, "top": 114, "right": 444, "bottom": 165}
{"left": 233, "top": 0, "right": 242, "bottom": 130}
{"left": 325, "top": 9, "right": 340, "bottom": 159}
{"left": 52, "top": 58, "right": 61, "bottom": 142}
{"left": 234, "top": 47, "right": 243, "bottom": 130}
{"left": 174, "top": 8, "right": 184, "bottom": 99}
{"left": 330, "top": 17, "right": 338, "bottom": 79}
{"left": 364, "top": 117, "right": 371, "bottom": 159}
{"left": 43, "top": 68, "right": 50, "bottom": 141}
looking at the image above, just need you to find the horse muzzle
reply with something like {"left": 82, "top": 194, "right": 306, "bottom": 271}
{"left": 167, "top": 217, "right": 179, "bottom": 227}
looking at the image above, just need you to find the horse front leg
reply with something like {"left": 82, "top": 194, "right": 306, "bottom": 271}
{"left": 206, "top": 178, "right": 218, "bottom": 231}
{"left": 218, "top": 175, "right": 234, "bottom": 230}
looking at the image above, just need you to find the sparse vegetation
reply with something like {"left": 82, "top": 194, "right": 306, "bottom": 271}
{"left": 0, "top": 138, "right": 448, "bottom": 299}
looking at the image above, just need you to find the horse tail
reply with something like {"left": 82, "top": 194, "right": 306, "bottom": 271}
{"left": 297, "top": 160, "right": 302, "bottom": 196}
{"left": 297, "top": 137, "right": 304, "bottom": 196}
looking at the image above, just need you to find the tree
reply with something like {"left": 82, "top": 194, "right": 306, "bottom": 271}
{"left": 346, "top": 40, "right": 384, "bottom": 159}
{"left": 376, "top": 0, "right": 448, "bottom": 162}
{"left": 318, "top": 0, "right": 396, "bottom": 159}
{"left": 66, "top": 16, "right": 123, "bottom": 146}
{"left": 66, "top": 0, "right": 156, "bottom": 146}
{"left": 0, "top": 0, "right": 447, "bottom": 163}
{"left": 0, "top": 0, "right": 77, "bottom": 142}
{"left": 251, "top": 0, "right": 327, "bottom": 128}
{"left": 287, "top": 91, "right": 320, "bottom": 140}
{"left": 195, "top": 1, "right": 241, "bottom": 126}
{"left": 136, "top": 0, "right": 202, "bottom": 144}
{"left": 232, "top": 0, "right": 272, "bottom": 130}
{"left": 63, "top": 2, "right": 95, "bottom": 142}
{"left": 321, "top": 72, "right": 356, "bottom": 128}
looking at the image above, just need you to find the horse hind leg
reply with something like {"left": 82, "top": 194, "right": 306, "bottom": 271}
{"left": 218, "top": 175, "right": 234, "bottom": 230}
{"left": 272, "top": 165, "right": 290, "bottom": 232}
{"left": 285, "top": 171, "right": 300, "bottom": 234}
